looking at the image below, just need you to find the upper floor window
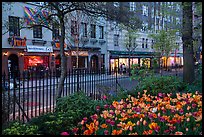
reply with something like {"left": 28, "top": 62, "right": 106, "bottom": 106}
{"left": 9, "top": 16, "right": 20, "bottom": 37}
{"left": 142, "top": 5, "right": 148, "bottom": 16}
{"left": 146, "top": 39, "right": 148, "bottom": 48}
{"left": 99, "top": 26, "right": 104, "bottom": 39}
{"left": 151, "top": 40, "right": 154, "bottom": 49}
{"left": 113, "top": 2, "right": 119, "bottom": 7}
{"left": 142, "top": 38, "right": 145, "bottom": 48}
{"left": 141, "top": 22, "right": 148, "bottom": 32}
{"left": 52, "top": 25, "right": 59, "bottom": 39}
{"left": 81, "top": 22, "right": 87, "bottom": 37}
{"left": 33, "top": 26, "right": 42, "bottom": 39}
{"left": 176, "top": 17, "right": 181, "bottom": 24}
{"left": 114, "top": 34, "right": 119, "bottom": 46}
{"left": 130, "top": 2, "right": 136, "bottom": 11}
{"left": 71, "top": 20, "right": 78, "bottom": 36}
{"left": 90, "top": 24, "right": 96, "bottom": 38}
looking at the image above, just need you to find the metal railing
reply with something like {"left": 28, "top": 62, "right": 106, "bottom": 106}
{"left": 2, "top": 69, "right": 130, "bottom": 125}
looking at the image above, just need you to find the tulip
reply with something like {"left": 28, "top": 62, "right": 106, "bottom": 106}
{"left": 104, "top": 130, "right": 109, "bottom": 135}
{"left": 61, "top": 132, "right": 69, "bottom": 135}
{"left": 110, "top": 120, "right": 115, "bottom": 126}
{"left": 102, "top": 95, "right": 107, "bottom": 100}
{"left": 175, "top": 131, "right": 183, "bottom": 135}
{"left": 143, "top": 120, "right": 147, "bottom": 126}
{"left": 96, "top": 106, "right": 100, "bottom": 111}
{"left": 104, "top": 104, "right": 109, "bottom": 109}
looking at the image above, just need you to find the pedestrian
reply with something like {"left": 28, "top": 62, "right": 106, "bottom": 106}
{"left": 119, "top": 63, "right": 123, "bottom": 74}
{"left": 122, "top": 63, "right": 126, "bottom": 74}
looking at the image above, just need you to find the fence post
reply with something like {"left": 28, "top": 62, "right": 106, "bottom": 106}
{"left": 76, "top": 69, "right": 79, "bottom": 92}
{"left": 116, "top": 69, "right": 118, "bottom": 93}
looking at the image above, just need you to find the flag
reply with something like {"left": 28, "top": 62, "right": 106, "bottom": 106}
{"left": 24, "top": 6, "right": 50, "bottom": 27}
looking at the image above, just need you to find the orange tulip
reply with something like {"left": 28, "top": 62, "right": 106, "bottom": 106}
{"left": 175, "top": 131, "right": 183, "bottom": 135}
{"left": 112, "top": 129, "right": 122, "bottom": 135}
{"left": 100, "top": 124, "right": 108, "bottom": 129}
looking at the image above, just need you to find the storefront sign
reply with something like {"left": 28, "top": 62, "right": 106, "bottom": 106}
{"left": 71, "top": 51, "right": 88, "bottom": 56}
{"left": 27, "top": 45, "right": 53, "bottom": 52}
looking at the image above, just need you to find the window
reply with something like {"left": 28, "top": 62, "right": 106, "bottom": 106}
{"left": 146, "top": 39, "right": 148, "bottom": 48}
{"left": 33, "top": 26, "right": 42, "bottom": 38}
{"left": 130, "top": 2, "right": 136, "bottom": 11}
{"left": 71, "top": 20, "right": 78, "bottom": 36}
{"left": 141, "top": 22, "right": 148, "bottom": 32}
{"left": 9, "top": 16, "right": 20, "bottom": 36}
{"left": 151, "top": 40, "right": 154, "bottom": 49}
{"left": 81, "top": 22, "right": 87, "bottom": 37}
{"left": 52, "top": 25, "right": 59, "bottom": 39}
{"left": 142, "top": 5, "right": 148, "bottom": 16}
{"left": 142, "top": 38, "right": 145, "bottom": 48}
{"left": 114, "top": 34, "right": 119, "bottom": 46}
{"left": 176, "top": 17, "right": 181, "bottom": 24}
{"left": 99, "top": 26, "right": 104, "bottom": 39}
{"left": 133, "top": 38, "right": 136, "bottom": 47}
{"left": 113, "top": 2, "right": 119, "bottom": 7}
{"left": 90, "top": 24, "right": 96, "bottom": 38}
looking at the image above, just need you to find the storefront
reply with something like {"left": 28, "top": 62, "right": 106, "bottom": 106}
{"left": 161, "top": 53, "right": 183, "bottom": 68}
{"left": 109, "top": 51, "right": 154, "bottom": 72}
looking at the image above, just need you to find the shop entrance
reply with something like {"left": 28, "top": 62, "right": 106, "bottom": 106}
{"left": 91, "top": 55, "right": 98, "bottom": 72}
{"left": 8, "top": 54, "right": 19, "bottom": 78}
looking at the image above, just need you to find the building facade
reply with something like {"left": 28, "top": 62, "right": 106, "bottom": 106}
{"left": 2, "top": 2, "right": 107, "bottom": 77}
{"left": 106, "top": 2, "right": 183, "bottom": 71}
{"left": 2, "top": 2, "right": 184, "bottom": 77}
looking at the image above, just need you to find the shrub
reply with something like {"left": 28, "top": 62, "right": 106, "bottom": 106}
{"left": 134, "top": 75, "right": 185, "bottom": 96}
{"left": 56, "top": 92, "right": 100, "bottom": 117}
{"left": 2, "top": 121, "right": 39, "bottom": 135}
{"left": 28, "top": 111, "right": 77, "bottom": 135}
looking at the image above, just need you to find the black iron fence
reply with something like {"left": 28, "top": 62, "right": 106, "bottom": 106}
{"left": 2, "top": 69, "right": 130, "bottom": 125}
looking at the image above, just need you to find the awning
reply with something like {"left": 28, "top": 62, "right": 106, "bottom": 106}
{"left": 109, "top": 50, "right": 155, "bottom": 56}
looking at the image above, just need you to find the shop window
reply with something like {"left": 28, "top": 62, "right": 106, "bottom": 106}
{"left": 33, "top": 26, "right": 42, "bottom": 39}
{"left": 9, "top": 16, "right": 20, "bottom": 37}
{"left": 24, "top": 56, "right": 49, "bottom": 71}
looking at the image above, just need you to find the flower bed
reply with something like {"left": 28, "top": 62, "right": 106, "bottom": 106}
{"left": 66, "top": 91, "right": 202, "bottom": 135}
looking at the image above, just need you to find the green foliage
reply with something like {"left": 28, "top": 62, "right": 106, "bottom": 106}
{"left": 56, "top": 92, "right": 99, "bottom": 117}
{"left": 2, "top": 121, "right": 39, "bottom": 135}
{"left": 130, "top": 59, "right": 154, "bottom": 81}
{"left": 28, "top": 112, "right": 77, "bottom": 135}
{"left": 134, "top": 75, "right": 185, "bottom": 96}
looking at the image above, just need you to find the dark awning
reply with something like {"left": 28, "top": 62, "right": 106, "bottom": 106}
{"left": 109, "top": 50, "right": 155, "bottom": 56}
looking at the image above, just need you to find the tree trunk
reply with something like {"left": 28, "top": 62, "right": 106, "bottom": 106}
{"left": 182, "top": 2, "right": 195, "bottom": 84}
{"left": 56, "top": 14, "right": 67, "bottom": 100}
